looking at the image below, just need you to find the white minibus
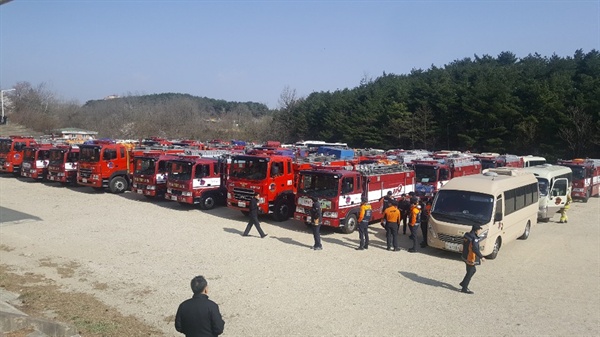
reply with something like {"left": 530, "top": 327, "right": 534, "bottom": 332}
{"left": 521, "top": 164, "right": 572, "bottom": 222}
{"left": 428, "top": 168, "right": 539, "bottom": 259}
{"left": 520, "top": 155, "right": 546, "bottom": 167}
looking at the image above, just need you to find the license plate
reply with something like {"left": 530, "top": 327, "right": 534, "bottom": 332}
{"left": 82, "top": 178, "right": 87, "bottom": 183}
{"left": 137, "top": 190, "right": 143, "bottom": 194}
{"left": 238, "top": 201, "right": 246, "bottom": 207}
{"left": 171, "top": 196, "right": 178, "bottom": 201}
{"left": 445, "top": 242, "right": 461, "bottom": 252}
{"left": 306, "top": 216, "right": 312, "bottom": 222}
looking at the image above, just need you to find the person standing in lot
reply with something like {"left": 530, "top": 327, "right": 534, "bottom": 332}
{"left": 243, "top": 192, "right": 268, "bottom": 238}
{"left": 399, "top": 194, "right": 411, "bottom": 235}
{"left": 460, "top": 225, "right": 485, "bottom": 294}
{"left": 408, "top": 199, "right": 421, "bottom": 253}
{"left": 380, "top": 190, "right": 394, "bottom": 212}
{"left": 175, "top": 275, "right": 225, "bottom": 337}
{"left": 559, "top": 193, "right": 572, "bottom": 223}
{"left": 382, "top": 200, "right": 401, "bottom": 251}
{"left": 309, "top": 196, "right": 323, "bottom": 250}
{"left": 356, "top": 198, "right": 372, "bottom": 250}
{"left": 420, "top": 198, "right": 432, "bottom": 248}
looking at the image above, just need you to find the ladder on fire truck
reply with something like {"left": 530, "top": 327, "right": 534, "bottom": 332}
{"left": 354, "top": 163, "right": 410, "bottom": 175}
{"left": 183, "top": 149, "right": 235, "bottom": 158}
{"left": 445, "top": 154, "right": 479, "bottom": 168}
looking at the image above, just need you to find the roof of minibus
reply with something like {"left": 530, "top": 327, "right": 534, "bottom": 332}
{"left": 440, "top": 172, "right": 537, "bottom": 196}
{"left": 521, "top": 164, "right": 572, "bottom": 179}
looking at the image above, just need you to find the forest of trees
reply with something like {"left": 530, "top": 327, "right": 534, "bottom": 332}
{"left": 3, "top": 49, "right": 599, "bottom": 160}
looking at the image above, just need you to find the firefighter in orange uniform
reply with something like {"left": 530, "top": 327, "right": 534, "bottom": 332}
{"left": 356, "top": 198, "right": 372, "bottom": 250}
{"left": 382, "top": 200, "right": 401, "bottom": 251}
{"left": 408, "top": 199, "right": 421, "bottom": 252}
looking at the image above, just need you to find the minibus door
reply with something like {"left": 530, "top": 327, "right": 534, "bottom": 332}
{"left": 549, "top": 178, "right": 569, "bottom": 213}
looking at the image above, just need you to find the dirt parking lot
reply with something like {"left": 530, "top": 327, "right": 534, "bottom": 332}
{"left": 0, "top": 176, "right": 599, "bottom": 336}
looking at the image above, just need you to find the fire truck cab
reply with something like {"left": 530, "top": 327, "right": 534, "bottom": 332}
{"left": 476, "top": 153, "right": 523, "bottom": 170}
{"left": 131, "top": 151, "right": 184, "bottom": 198}
{"left": 164, "top": 154, "right": 229, "bottom": 210}
{"left": 47, "top": 145, "right": 80, "bottom": 184}
{"left": 20, "top": 144, "right": 53, "bottom": 180}
{"left": 0, "top": 136, "right": 38, "bottom": 175}
{"left": 557, "top": 158, "right": 600, "bottom": 202}
{"left": 77, "top": 140, "right": 135, "bottom": 193}
{"left": 294, "top": 163, "right": 415, "bottom": 233}
{"left": 414, "top": 154, "right": 482, "bottom": 197}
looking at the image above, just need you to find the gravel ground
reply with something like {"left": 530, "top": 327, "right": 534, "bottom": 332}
{"left": 0, "top": 175, "right": 599, "bottom": 336}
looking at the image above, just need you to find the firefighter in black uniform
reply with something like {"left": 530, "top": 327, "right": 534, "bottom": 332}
{"left": 242, "top": 193, "right": 268, "bottom": 238}
{"left": 309, "top": 196, "right": 323, "bottom": 250}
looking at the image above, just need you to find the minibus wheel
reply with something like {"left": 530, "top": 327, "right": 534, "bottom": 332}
{"left": 519, "top": 221, "right": 531, "bottom": 240}
{"left": 487, "top": 237, "right": 502, "bottom": 259}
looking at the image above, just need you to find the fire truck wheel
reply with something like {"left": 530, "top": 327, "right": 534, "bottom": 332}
{"left": 583, "top": 189, "right": 590, "bottom": 203}
{"left": 273, "top": 196, "right": 293, "bottom": 222}
{"left": 486, "top": 237, "right": 502, "bottom": 260}
{"left": 342, "top": 213, "right": 357, "bottom": 234}
{"left": 199, "top": 195, "right": 216, "bottom": 210}
{"left": 109, "top": 176, "right": 128, "bottom": 194}
{"left": 518, "top": 221, "right": 531, "bottom": 240}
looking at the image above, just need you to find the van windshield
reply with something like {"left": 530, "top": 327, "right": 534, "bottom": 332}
{"left": 431, "top": 190, "right": 494, "bottom": 225}
{"left": 536, "top": 178, "right": 549, "bottom": 196}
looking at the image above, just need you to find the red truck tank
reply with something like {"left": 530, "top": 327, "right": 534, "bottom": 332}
{"left": 77, "top": 140, "right": 136, "bottom": 193}
{"left": 47, "top": 145, "right": 80, "bottom": 184}
{"left": 294, "top": 163, "right": 415, "bottom": 233}
{"left": 164, "top": 154, "right": 230, "bottom": 209}
{"left": 0, "top": 136, "right": 38, "bottom": 175}
{"left": 414, "top": 153, "right": 482, "bottom": 197}
{"left": 226, "top": 150, "right": 355, "bottom": 221}
{"left": 557, "top": 158, "right": 600, "bottom": 202}
{"left": 20, "top": 143, "right": 53, "bottom": 180}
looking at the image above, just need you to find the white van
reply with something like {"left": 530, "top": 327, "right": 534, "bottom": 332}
{"left": 428, "top": 168, "right": 539, "bottom": 259}
{"left": 522, "top": 164, "right": 572, "bottom": 222}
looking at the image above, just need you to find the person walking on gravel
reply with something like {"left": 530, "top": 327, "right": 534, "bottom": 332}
{"left": 460, "top": 225, "right": 485, "bottom": 294}
{"left": 243, "top": 193, "right": 268, "bottom": 238}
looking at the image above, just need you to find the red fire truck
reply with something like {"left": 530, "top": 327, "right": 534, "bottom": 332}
{"left": 130, "top": 149, "right": 187, "bottom": 198}
{"left": 557, "top": 158, "right": 600, "bottom": 202}
{"left": 47, "top": 145, "right": 80, "bottom": 184}
{"left": 0, "top": 136, "right": 38, "bottom": 175}
{"left": 77, "top": 140, "right": 137, "bottom": 193}
{"left": 164, "top": 154, "right": 230, "bottom": 209}
{"left": 294, "top": 163, "right": 415, "bottom": 233}
{"left": 476, "top": 153, "right": 523, "bottom": 170}
{"left": 226, "top": 151, "right": 353, "bottom": 221}
{"left": 20, "top": 144, "right": 53, "bottom": 180}
{"left": 414, "top": 154, "right": 482, "bottom": 197}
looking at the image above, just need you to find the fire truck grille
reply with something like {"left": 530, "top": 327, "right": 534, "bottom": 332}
{"left": 438, "top": 233, "right": 463, "bottom": 244}
{"left": 79, "top": 168, "right": 92, "bottom": 178}
{"left": 0, "top": 158, "right": 5, "bottom": 166}
{"left": 233, "top": 187, "right": 254, "bottom": 201}
{"left": 169, "top": 189, "right": 183, "bottom": 196}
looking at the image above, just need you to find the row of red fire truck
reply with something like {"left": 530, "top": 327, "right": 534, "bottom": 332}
{"left": 3, "top": 135, "right": 600, "bottom": 230}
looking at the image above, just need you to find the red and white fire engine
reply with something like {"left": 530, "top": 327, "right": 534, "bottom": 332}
{"left": 476, "top": 153, "right": 523, "bottom": 170}
{"left": 557, "top": 158, "right": 600, "bottom": 202}
{"left": 294, "top": 163, "right": 415, "bottom": 233}
{"left": 77, "top": 140, "right": 137, "bottom": 193}
{"left": 226, "top": 150, "right": 354, "bottom": 221}
{"left": 0, "top": 136, "right": 38, "bottom": 175}
{"left": 47, "top": 145, "right": 80, "bottom": 184}
{"left": 413, "top": 153, "right": 482, "bottom": 197}
{"left": 164, "top": 152, "right": 231, "bottom": 209}
{"left": 20, "top": 143, "right": 53, "bottom": 180}
{"left": 130, "top": 148, "right": 188, "bottom": 198}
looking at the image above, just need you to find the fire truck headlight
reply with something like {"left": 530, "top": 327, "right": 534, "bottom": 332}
{"left": 57, "top": 173, "right": 65, "bottom": 177}
{"left": 182, "top": 191, "right": 192, "bottom": 197}
{"left": 323, "top": 211, "right": 338, "bottom": 218}
{"left": 227, "top": 192, "right": 232, "bottom": 199}
{"left": 147, "top": 185, "right": 155, "bottom": 190}
{"left": 167, "top": 188, "right": 172, "bottom": 193}
{"left": 92, "top": 174, "right": 99, "bottom": 179}
{"left": 132, "top": 183, "right": 138, "bottom": 188}
{"left": 295, "top": 206, "right": 305, "bottom": 214}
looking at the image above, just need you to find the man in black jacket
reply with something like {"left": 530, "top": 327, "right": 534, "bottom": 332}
{"left": 460, "top": 225, "right": 485, "bottom": 294}
{"left": 175, "top": 275, "right": 225, "bottom": 337}
{"left": 243, "top": 192, "right": 267, "bottom": 238}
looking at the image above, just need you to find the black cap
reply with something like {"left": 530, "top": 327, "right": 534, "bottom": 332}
{"left": 472, "top": 224, "right": 482, "bottom": 231}
{"left": 361, "top": 197, "right": 368, "bottom": 203}
{"left": 387, "top": 191, "right": 392, "bottom": 196}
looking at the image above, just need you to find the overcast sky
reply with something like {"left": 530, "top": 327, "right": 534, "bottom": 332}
{"left": 1, "top": 0, "right": 598, "bottom": 108}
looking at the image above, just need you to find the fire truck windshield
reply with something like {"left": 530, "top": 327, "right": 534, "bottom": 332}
{"left": 569, "top": 166, "right": 586, "bottom": 180}
{"left": 135, "top": 158, "right": 156, "bottom": 175}
{"left": 299, "top": 173, "right": 339, "bottom": 197}
{"left": 0, "top": 139, "right": 12, "bottom": 153}
{"left": 481, "top": 160, "right": 496, "bottom": 170}
{"left": 79, "top": 146, "right": 101, "bottom": 163}
{"left": 168, "top": 161, "right": 193, "bottom": 181}
{"left": 230, "top": 157, "right": 267, "bottom": 180}
{"left": 49, "top": 150, "right": 65, "bottom": 165}
{"left": 23, "top": 149, "right": 36, "bottom": 161}
{"left": 431, "top": 190, "right": 493, "bottom": 225}
{"left": 415, "top": 166, "right": 438, "bottom": 183}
